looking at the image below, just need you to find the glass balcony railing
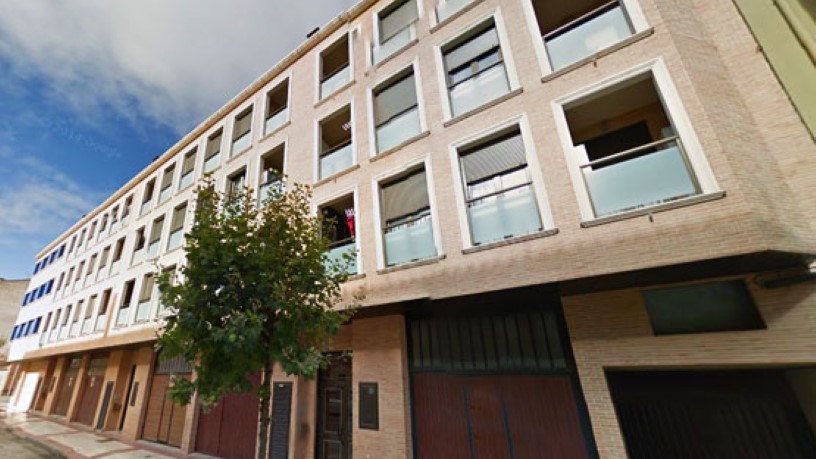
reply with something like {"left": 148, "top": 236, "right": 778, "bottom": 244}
{"left": 376, "top": 107, "right": 421, "bottom": 153}
{"left": 373, "top": 26, "right": 414, "bottom": 64}
{"left": 58, "top": 325, "right": 68, "bottom": 340}
{"left": 115, "top": 308, "right": 130, "bottom": 327}
{"left": 436, "top": 0, "right": 475, "bottom": 22}
{"left": 96, "top": 267, "right": 106, "bottom": 282}
{"left": 580, "top": 137, "right": 699, "bottom": 217}
{"left": 179, "top": 171, "right": 193, "bottom": 190}
{"left": 467, "top": 184, "right": 542, "bottom": 245}
{"left": 95, "top": 314, "right": 107, "bottom": 331}
{"left": 48, "top": 328, "right": 57, "bottom": 342}
{"left": 134, "top": 300, "right": 152, "bottom": 322}
{"left": 167, "top": 229, "right": 183, "bottom": 251}
{"left": 232, "top": 132, "right": 251, "bottom": 155}
{"left": 158, "top": 186, "right": 172, "bottom": 204}
{"left": 320, "top": 143, "right": 354, "bottom": 179}
{"left": 140, "top": 200, "right": 152, "bottom": 216}
{"left": 258, "top": 178, "right": 283, "bottom": 204}
{"left": 324, "top": 239, "right": 357, "bottom": 275}
{"left": 203, "top": 154, "right": 220, "bottom": 173}
{"left": 265, "top": 108, "right": 288, "bottom": 135}
{"left": 147, "top": 240, "right": 160, "bottom": 258}
{"left": 544, "top": 2, "right": 633, "bottom": 71}
{"left": 81, "top": 318, "right": 93, "bottom": 335}
{"left": 384, "top": 214, "right": 437, "bottom": 266}
{"left": 69, "top": 322, "right": 80, "bottom": 338}
{"left": 449, "top": 63, "right": 510, "bottom": 117}
{"left": 131, "top": 249, "right": 145, "bottom": 266}
{"left": 110, "top": 260, "right": 121, "bottom": 275}
{"left": 320, "top": 66, "right": 351, "bottom": 99}
{"left": 39, "top": 331, "right": 47, "bottom": 345}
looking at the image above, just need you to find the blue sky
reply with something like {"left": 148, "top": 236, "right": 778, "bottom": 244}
{"left": 0, "top": 0, "right": 356, "bottom": 280}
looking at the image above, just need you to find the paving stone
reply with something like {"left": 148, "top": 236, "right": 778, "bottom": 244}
{"left": 17, "top": 421, "right": 76, "bottom": 436}
{"left": 48, "top": 432, "right": 131, "bottom": 456}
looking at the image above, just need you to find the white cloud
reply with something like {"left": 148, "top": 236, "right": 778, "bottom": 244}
{"left": 0, "top": 0, "right": 358, "bottom": 135}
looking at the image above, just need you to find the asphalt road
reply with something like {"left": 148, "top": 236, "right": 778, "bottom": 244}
{"left": 0, "top": 429, "right": 62, "bottom": 458}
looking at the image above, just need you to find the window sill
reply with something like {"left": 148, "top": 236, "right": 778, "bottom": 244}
{"left": 377, "top": 254, "right": 446, "bottom": 275}
{"left": 541, "top": 28, "right": 655, "bottom": 84}
{"left": 580, "top": 191, "right": 726, "bottom": 228}
{"left": 462, "top": 228, "right": 559, "bottom": 255}
{"left": 370, "top": 131, "right": 430, "bottom": 162}
{"left": 443, "top": 88, "right": 524, "bottom": 128}
{"left": 259, "top": 120, "right": 291, "bottom": 143}
{"left": 430, "top": 0, "right": 484, "bottom": 34}
{"left": 372, "top": 39, "right": 419, "bottom": 70}
{"left": 314, "top": 164, "right": 361, "bottom": 188}
{"left": 315, "top": 79, "right": 357, "bottom": 109}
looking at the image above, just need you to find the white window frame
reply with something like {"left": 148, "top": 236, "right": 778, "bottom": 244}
{"left": 262, "top": 72, "right": 293, "bottom": 138}
{"left": 448, "top": 114, "right": 556, "bottom": 249}
{"left": 314, "top": 30, "right": 355, "bottom": 104}
{"left": 314, "top": 101, "right": 356, "bottom": 182}
{"left": 255, "top": 138, "right": 289, "bottom": 195}
{"left": 314, "top": 186, "right": 363, "bottom": 276}
{"left": 366, "top": 59, "right": 428, "bottom": 158}
{"left": 370, "top": 0, "right": 424, "bottom": 66}
{"left": 519, "top": 0, "right": 649, "bottom": 76}
{"left": 229, "top": 103, "right": 254, "bottom": 158}
{"left": 551, "top": 58, "right": 719, "bottom": 222}
{"left": 432, "top": 9, "right": 521, "bottom": 121}
{"left": 371, "top": 155, "right": 443, "bottom": 270}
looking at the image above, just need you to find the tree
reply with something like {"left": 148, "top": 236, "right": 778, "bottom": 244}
{"left": 155, "top": 177, "right": 356, "bottom": 459}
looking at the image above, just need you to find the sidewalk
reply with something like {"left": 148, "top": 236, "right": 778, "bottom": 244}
{"left": 0, "top": 398, "right": 200, "bottom": 459}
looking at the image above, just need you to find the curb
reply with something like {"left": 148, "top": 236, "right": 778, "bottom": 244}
{"left": 3, "top": 426, "right": 67, "bottom": 458}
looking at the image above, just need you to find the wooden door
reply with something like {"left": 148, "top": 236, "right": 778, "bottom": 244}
{"left": 316, "top": 355, "right": 352, "bottom": 459}
{"left": 141, "top": 355, "right": 192, "bottom": 448}
{"left": 75, "top": 357, "right": 108, "bottom": 425}
{"left": 53, "top": 358, "right": 81, "bottom": 416}
{"left": 195, "top": 372, "right": 261, "bottom": 459}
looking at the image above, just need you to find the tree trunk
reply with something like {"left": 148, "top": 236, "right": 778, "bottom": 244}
{"left": 256, "top": 360, "right": 272, "bottom": 459}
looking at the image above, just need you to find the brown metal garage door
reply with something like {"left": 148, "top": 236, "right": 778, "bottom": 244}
{"left": 409, "top": 310, "right": 596, "bottom": 459}
{"left": 53, "top": 358, "right": 81, "bottom": 417}
{"left": 141, "top": 356, "right": 192, "bottom": 448}
{"left": 75, "top": 356, "right": 108, "bottom": 426}
{"left": 195, "top": 372, "right": 261, "bottom": 459}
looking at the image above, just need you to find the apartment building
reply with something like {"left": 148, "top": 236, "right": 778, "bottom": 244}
{"left": 4, "top": 0, "right": 816, "bottom": 458}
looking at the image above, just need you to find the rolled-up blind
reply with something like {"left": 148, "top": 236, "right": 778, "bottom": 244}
{"left": 234, "top": 109, "right": 252, "bottom": 139}
{"left": 374, "top": 72, "right": 417, "bottom": 125}
{"left": 460, "top": 131, "right": 527, "bottom": 184}
{"left": 138, "top": 274, "right": 154, "bottom": 302}
{"left": 379, "top": 0, "right": 418, "bottom": 41}
{"left": 381, "top": 168, "right": 429, "bottom": 223}
{"left": 443, "top": 24, "right": 499, "bottom": 72}
{"left": 182, "top": 150, "right": 196, "bottom": 175}
{"left": 149, "top": 217, "right": 164, "bottom": 244}
{"left": 206, "top": 132, "right": 222, "bottom": 159}
{"left": 171, "top": 204, "right": 187, "bottom": 232}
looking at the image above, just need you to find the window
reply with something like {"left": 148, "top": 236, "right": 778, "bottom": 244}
{"left": 457, "top": 128, "right": 544, "bottom": 245}
{"left": 442, "top": 20, "right": 511, "bottom": 117}
{"left": 319, "top": 106, "right": 354, "bottom": 180}
{"left": 265, "top": 80, "right": 289, "bottom": 135}
{"left": 112, "top": 237, "right": 125, "bottom": 264}
{"left": 556, "top": 65, "right": 715, "bottom": 219}
{"left": 99, "top": 213, "right": 108, "bottom": 233}
{"left": 132, "top": 227, "right": 146, "bottom": 265}
{"left": 86, "top": 254, "right": 97, "bottom": 278}
{"left": 530, "top": 0, "right": 641, "bottom": 71}
{"left": 66, "top": 267, "right": 75, "bottom": 287}
{"left": 96, "top": 289, "right": 112, "bottom": 331}
{"left": 55, "top": 272, "right": 65, "bottom": 292}
{"left": 140, "top": 179, "right": 156, "bottom": 215}
{"left": 122, "top": 196, "right": 133, "bottom": 220}
{"left": 179, "top": 148, "right": 197, "bottom": 190}
{"left": 259, "top": 146, "right": 285, "bottom": 204}
{"left": 116, "top": 280, "right": 136, "bottom": 327}
{"left": 642, "top": 280, "right": 765, "bottom": 335}
{"left": 373, "top": 67, "right": 421, "bottom": 153}
{"left": 158, "top": 164, "right": 175, "bottom": 204}
{"left": 204, "top": 130, "right": 223, "bottom": 173}
{"left": 70, "top": 299, "right": 83, "bottom": 337}
{"left": 373, "top": 0, "right": 419, "bottom": 64}
{"left": 60, "top": 304, "right": 72, "bottom": 339}
{"left": 135, "top": 274, "right": 155, "bottom": 322}
{"left": 167, "top": 203, "right": 187, "bottom": 251}
{"left": 227, "top": 170, "right": 247, "bottom": 204}
{"left": 111, "top": 205, "right": 120, "bottom": 224}
{"left": 147, "top": 216, "right": 165, "bottom": 257}
{"left": 379, "top": 166, "right": 437, "bottom": 266}
{"left": 88, "top": 221, "right": 97, "bottom": 243}
{"left": 231, "top": 107, "right": 253, "bottom": 155}
{"left": 320, "top": 194, "right": 358, "bottom": 275}
{"left": 75, "top": 262, "right": 84, "bottom": 281}
{"left": 68, "top": 235, "right": 77, "bottom": 254}
{"left": 82, "top": 295, "right": 96, "bottom": 334}
{"left": 436, "top": 0, "right": 477, "bottom": 23}
{"left": 156, "top": 265, "right": 176, "bottom": 316}
{"left": 99, "top": 246, "right": 111, "bottom": 271}
{"left": 320, "top": 35, "right": 351, "bottom": 99}
{"left": 77, "top": 229, "right": 86, "bottom": 249}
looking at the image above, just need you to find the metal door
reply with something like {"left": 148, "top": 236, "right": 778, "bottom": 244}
{"left": 316, "top": 354, "right": 352, "bottom": 459}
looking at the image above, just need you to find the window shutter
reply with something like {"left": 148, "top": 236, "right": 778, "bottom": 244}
{"left": 171, "top": 205, "right": 187, "bottom": 232}
{"left": 182, "top": 150, "right": 196, "bottom": 175}
{"left": 444, "top": 25, "right": 499, "bottom": 72}
{"left": 379, "top": 0, "right": 418, "bottom": 41}
{"left": 234, "top": 110, "right": 253, "bottom": 138}
{"left": 374, "top": 72, "right": 417, "bottom": 125}
{"left": 206, "top": 133, "right": 222, "bottom": 159}
{"left": 460, "top": 131, "right": 527, "bottom": 184}
{"left": 269, "top": 382, "right": 293, "bottom": 459}
{"left": 381, "top": 168, "right": 429, "bottom": 223}
{"left": 138, "top": 275, "right": 154, "bottom": 302}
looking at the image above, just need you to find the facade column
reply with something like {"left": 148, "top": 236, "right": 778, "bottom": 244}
{"left": 66, "top": 354, "right": 92, "bottom": 422}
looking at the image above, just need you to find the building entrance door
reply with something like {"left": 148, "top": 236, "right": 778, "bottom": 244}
{"left": 75, "top": 356, "right": 108, "bottom": 425}
{"left": 315, "top": 354, "right": 352, "bottom": 459}
{"left": 53, "top": 358, "right": 81, "bottom": 416}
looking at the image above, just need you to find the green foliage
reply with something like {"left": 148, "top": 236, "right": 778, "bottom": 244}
{"left": 156, "top": 177, "right": 356, "bottom": 407}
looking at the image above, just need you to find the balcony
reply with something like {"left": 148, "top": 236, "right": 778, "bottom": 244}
{"left": 320, "top": 142, "right": 354, "bottom": 180}
{"left": 264, "top": 107, "right": 288, "bottom": 136}
{"left": 146, "top": 240, "right": 160, "bottom": 258}
{"left": 580, "top": 137, "right": 699, "bottom": 217}
{"left": 376, "top": 106, "right": 421, "bottom": 153}
{"left": 449, "top": 63, "right": 510, "bottom": 117}
{"left": 467, "top": 184, "right": 542, "bottom": 245}
{"left": 384, "top": 213, "right": 436, "bottom": 266}
{"left": 324, "top": 238, "right": 357, "bottom": 275}
{"left": 232, "top": 131, "right": 251, "bottom": 155}
{"left": 115, "top": 308, "right": 130, "bottom": 327}
{"left": 320, "top": 66, "right": 350, "bottom": 99}
{"left": 373, "top": 25, "right": 415, "bottom": 64}
{"left": 134, "top": 300, "right": 152, "bottom": 322}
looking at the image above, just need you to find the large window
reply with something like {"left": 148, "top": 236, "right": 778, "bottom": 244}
{"left": 265, "top": 80, "right": 289, "bottom": 135}
{"left": 131, "top": 227, "right": 146, "bottom": 265}
{"left": 96, "top": 289, "right": 111, "bottom": 331}
{"left": 373, "top": 67, "right": 421, "bottom": 153}
{"left": 320, "top": 35, "right": 351, "bottom": 99}
{"left": 231, "top": 107, "right": 253, "bottom": 156}
{"left": 319, "top": 106, "right": 354, "bottom": 180}
{"left": 203, "top": 130, "right": 223, "bottom": 173}
{"left": 135, "top": 274, "right": 155, "bottom": 322}
{"left": 158, "top": 164, "right": 175, "bottom": 204}
{"left": 116, "top": 280, "right": 136, "bottom": 327}
{"left": 373, "top": 0, "right": 419, "bottom": 64}
{"left": 82, "top": 295, "right": 97, "bottom": 334}
{"left": 147, "top": 216, "right": 165, "bottom": 257}
{"left": 179, "top": 148, "right": 197, "bottom": 190}
{"left": 167, "top": 203, "right": 187, "bottom": 251}
{"left": 556, "top": 65, "right": 715, "bottom": 219}
{"left": 436, "top": 0, "right": 477, "bottom": 23}
{"left": 531, "top": 0, "right": 640, "bottom": 71}
{"left": 320, "top": 194, "right": 358, "bottom": 275}
{"left": 458, "top": 128, "right": 542, "bottom": 245}
{"left": 379, "top": 167, "right": 437, "bottom": 266}
{"left": 140, "top": 179, "right": 156, "bottom": 215}
{"left": 259, "top": 146, "right": 285, "bottom": 204}
{"left": 442, "top": 20, "right": 510, "bottom": 117}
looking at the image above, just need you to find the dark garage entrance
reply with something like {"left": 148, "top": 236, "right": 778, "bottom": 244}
{"left": 608, "top": 369, "right": 816, "bottom": 459}
{"left": 409, "top": 304, "right": 596, "bottom": 459}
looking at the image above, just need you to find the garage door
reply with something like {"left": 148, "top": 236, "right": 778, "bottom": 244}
{"left": 409, "top": 311, "right": 595, "bottom": 459}
{"left": 75, "top": 356, "right": 108, "bottom": 426}
{"left": 195, "top": 372, "right": 261, "bottom": 459}
{"left": 141, "top": 356, "right": 192, "bottom": 448}
{"left": 53, "top": 358, "right": 81, "bottom": 417}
